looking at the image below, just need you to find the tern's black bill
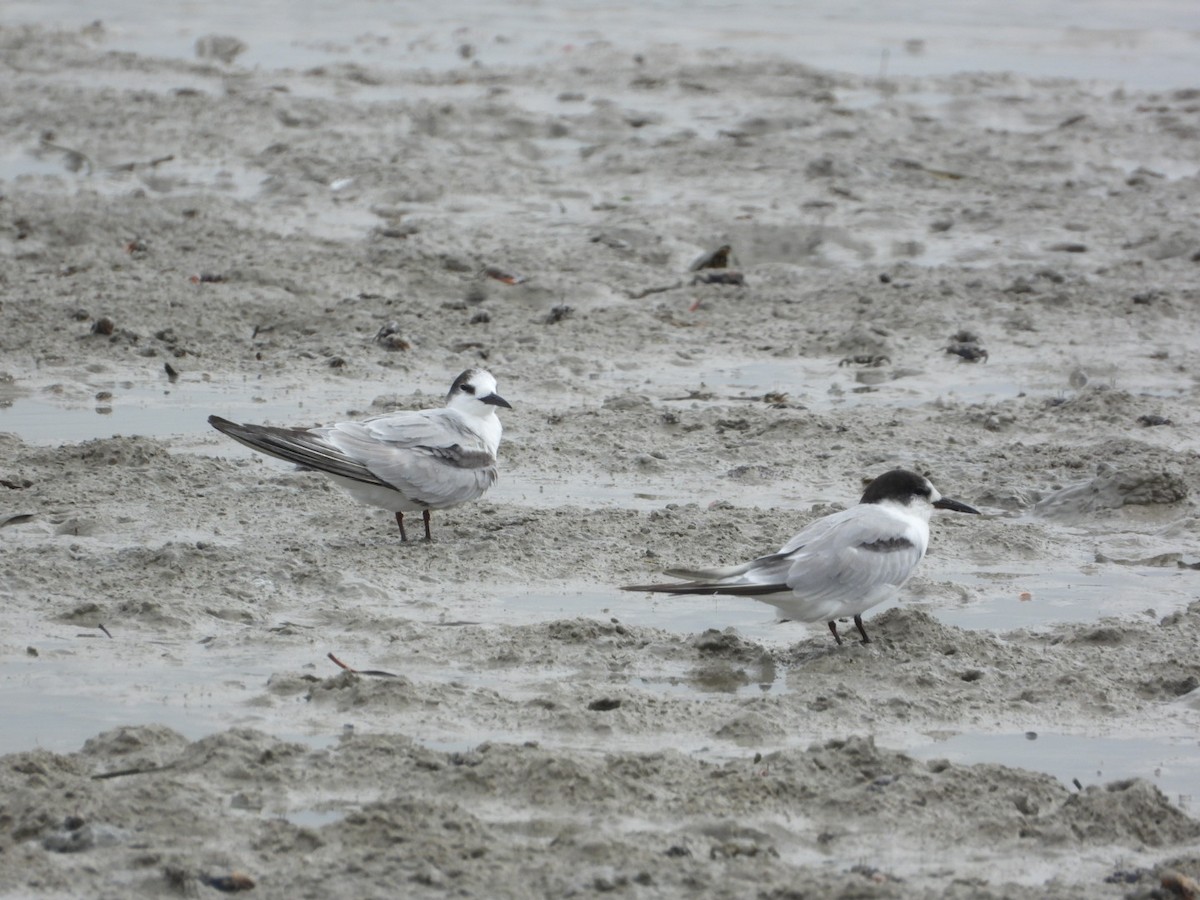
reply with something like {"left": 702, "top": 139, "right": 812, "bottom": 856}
{"left": 933, "top": 497, "right": 979, "bottom": 514}
{"left": 482, "top": 393, "right": 512, "bottom": 409}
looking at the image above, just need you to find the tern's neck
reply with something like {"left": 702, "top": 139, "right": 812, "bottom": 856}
{"left": 477, "top": 411, "right": 503, "bottom": 452}
{"left": 880, "top": 498, "right": 934, "bottom": 523}
{"left": 448, "top": 397, "right": 490, "bottom": 418}
{"left": 450, "top": 404, "right": 502, "bottom": 450}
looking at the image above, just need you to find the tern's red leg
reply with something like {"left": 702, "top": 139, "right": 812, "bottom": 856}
{"left": 394, "top": 511, "right": 408, "bottom": 542}
{"left": 827, "top": 621, "right": 843, "bottom": 645}
{"left": 854, "top": 615, "right": 871, "bottom": 644}
{"left": 422, "top": 509, "right": 432, "bottom": 542}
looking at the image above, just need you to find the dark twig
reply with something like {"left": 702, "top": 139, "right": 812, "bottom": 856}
{"left": 92, "top": 761, "right": 179, "bottom": 780}
{"left": 628, "top": 281, "right": 682, "bottom": 299}
{"left": 327, "top": 652, "right": 399, "bottom": 678}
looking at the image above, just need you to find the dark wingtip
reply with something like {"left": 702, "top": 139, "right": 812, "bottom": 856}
{"left": 210, "top": 415, "right": 244, "bottom": 436}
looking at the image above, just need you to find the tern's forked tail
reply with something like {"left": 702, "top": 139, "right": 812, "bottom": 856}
{"left": 621, "top": 580, "right": 788, "bottom": 597}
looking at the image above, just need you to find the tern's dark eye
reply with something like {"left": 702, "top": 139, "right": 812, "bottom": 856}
{"left": 461, "top": 384, "right": 476, "bottom": 395}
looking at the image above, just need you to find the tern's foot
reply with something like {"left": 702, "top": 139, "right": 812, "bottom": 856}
{"left": 827, "top": 621, "right": 844, "bottom": 646}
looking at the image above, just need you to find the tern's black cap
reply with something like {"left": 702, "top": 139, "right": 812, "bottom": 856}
{"left": 860, "top": 469, "right": 979, "bottom": 514}
{"left": 859, "top": 469, "right": 932, "bottom": 505}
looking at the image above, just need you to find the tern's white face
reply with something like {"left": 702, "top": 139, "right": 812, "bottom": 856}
{"left": 446, "top": 369, "right": 511, "bottom": 416}
{"left": 925, "top": 480, "right": 942, "bottom": 506}
{"left": 859, "top": 469, "right": 978, "bottom": 518}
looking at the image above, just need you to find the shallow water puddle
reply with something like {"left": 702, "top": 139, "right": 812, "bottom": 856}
{"left": 448, "top": 582, "right": 801, "bottom": 648}
{"left": 488, "top": 470, "right": 802, "bottom": 511}
{"left": 1, "top": 680, "right": 220, "bottom": 756}
{"left": 0, "top": 148, "right": 75, "bottom": 182}
{"left": 3, "top": 355, "right": 1189, "bottom": 446}
{"left": 10, "top": 0, "right": 1200, "bottom": 88}
{"left": 0, "top": 148, "right": 265, "bottom": 199}
{"left": 8, "top": 617, "right": 1199, "bottom": 817}
{"left": 591, "top": 354, "right": 1191, "bottom": 419}
{"left": 276, "top": 808, "right": 347, "bottom": 829}
{"left": 614, "top": 357, "right": 1034, "bottom": 410}
{"left": 905, "top": 732, "right": 1199, "bottom": 815}
{"left": 0, "top": 354, "right": 1050, "bottom": 445}
{"left": 939, "top": 567, "right": 1192, "bottom": 631}
{"left": 0, "top": 378, "right": 342, "bottom": 445}
{"left": 0, "top": 637, "right": 344, "bottom": 757}
{"left": 478, "top": 570, "right": 1196, "bottom": 645}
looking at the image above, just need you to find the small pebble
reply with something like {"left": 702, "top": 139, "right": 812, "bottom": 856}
{"left": 199, "top": 873, "right": 256, "bottom": 893}
{"left": 692, "top": 270, "right": 745, "bottom": 286}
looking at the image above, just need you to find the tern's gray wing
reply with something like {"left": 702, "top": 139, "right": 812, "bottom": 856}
{"left": 628, "top": 504, "right": 924, "bottom": 610}
{"left": 325, "top": 409, "right": 498, "bottom": 508}
{"left": 660, "top": 506, "right": 867, "bottom": 588}
{"left": 781, "top": 504, "right": 926, "bottom": 605}
{"left": 777, "top": 510, "right": 846, "bottom": 554}
{"left": 209, "top": 410, "right": 498, "bottom": 509}
{"left": 208, "top": 415, "right": 381, "bottom": 484}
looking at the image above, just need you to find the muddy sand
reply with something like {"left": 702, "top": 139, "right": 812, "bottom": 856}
{"left": 2, "top": 21, "right": 1200, "bottom": 900}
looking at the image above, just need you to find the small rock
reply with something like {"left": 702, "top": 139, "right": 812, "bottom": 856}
{"left": 1161, "top": 870, "right": 1200, "bottom": 899}
{"left": 689, "top": 244, "right": 733, "bottom": 270}
{"left": 945, "top": 343, "right": 988, "bottom": 362}
{"left": 194, "top": 34, "right": 247, "bottom": 64}
{"left": 692, "top": 270, "right": 745, "bottom": 286}
{"left": 374, "top": 322, "right": 411, "bottom": 351}
{"left": 545, "top": 304, "right": 573, "bottom": 324}
{"left": 199, "top": 873, "right": 256, "bottom": 893}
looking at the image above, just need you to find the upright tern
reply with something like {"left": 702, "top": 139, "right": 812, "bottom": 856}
{"left": 209, "top": 369, "right": 510, "bottom": 541}
{"left": 624, "top": 469, "right": 979, "bottom": 644}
